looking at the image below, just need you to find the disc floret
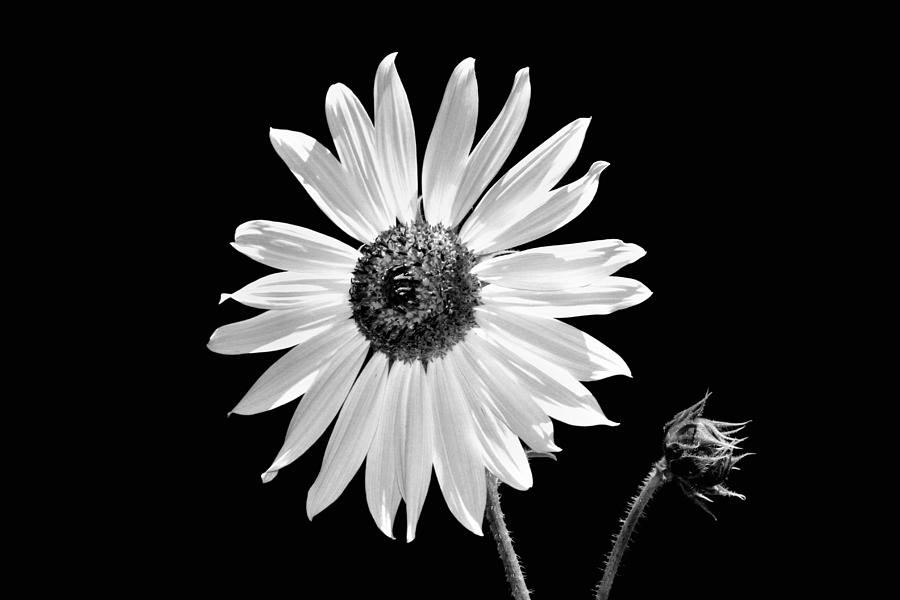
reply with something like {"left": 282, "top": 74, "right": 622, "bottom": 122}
{"left": 350, "top": 221, "right": 482, "bottom": 363}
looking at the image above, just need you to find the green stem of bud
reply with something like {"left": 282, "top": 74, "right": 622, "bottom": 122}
{"left": 486, "top": 472, "right": 530, "bottom": 600}
{"left": 595, "top": 460, "right": 668, "bottom": 600}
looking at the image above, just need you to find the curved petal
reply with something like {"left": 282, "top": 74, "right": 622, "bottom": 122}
{"left": 475, "top": 305, "right": 630, "bottom": 381}
{"left": 450, "top": 67, "right": 531, "bottom": 227}
{"left": 307, "top": 353, "right": 390, "bottom": 520}
{"left": 366, "top": 363, "right": 403, "bottom": 538}
{"left": 472, "top": 240, "right": 645, "bottom": 291}
{"left": 270, "top": 128, "right": 380, "bottom": 242}
{"left": 430, "top": 353, "right": 486, "bottom": 536}
{"left": 227, "top": 318, "right": 359, "bottom": 415}
{"left": 260, "top": 331, "right": 369, "bottom": 482}
{"left": 220, "top": 272, "right": 350, "bottom": 310}
{"left": 452, "top": 351, "right": 532, "bottom": 490}
{"left": 422, "top": 58, "right": 478, "bottom": 226}
{"left": 482, "top": 277, "right": 652, "bottom": 318}
{"left": 456, "top": 335, "right": 559, "bottom": 453}
{"left": 207, "top": 302, "right": 350, "bottom": 355}
{"left": 459, "top": 118, "right": 590, "bottom": 251}
{"left": 469, "top": 161, "right": 609, "bottom": 254}
{"left": 395, "top": 360, "right": 433, "bottom": 542}
{"left": 479, "top": 332, "right": 616, "bottom": 427}
{"left": 231, "top": 220, "right": 359, "bottom": 276}
{"left": 325, "top": 84, "right": 393, "bottom": 231}
{"left": 374, "top": 53, "right": 418, "bottom": 223}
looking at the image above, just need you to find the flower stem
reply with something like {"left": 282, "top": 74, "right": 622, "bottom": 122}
{"left": 485, "top": 472, "right": 530, "bottom": 600}
{"left": 595, "top": 461, "right": 668, "bottom": 600}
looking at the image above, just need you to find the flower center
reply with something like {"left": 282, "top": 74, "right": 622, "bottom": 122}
{"left": 350, "top": 221, "right": 482, "bottom": 363}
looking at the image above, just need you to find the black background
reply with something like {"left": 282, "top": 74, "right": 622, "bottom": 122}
{"left": 134, "top": 23, "right": 800, "bottom": 599}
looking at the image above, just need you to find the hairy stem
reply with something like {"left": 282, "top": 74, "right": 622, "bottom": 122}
{"left": 485, "top": 472, "right": 530, "bottom": 600}
{"left": 595, "top": 461, "right": 668, "bottom": 600}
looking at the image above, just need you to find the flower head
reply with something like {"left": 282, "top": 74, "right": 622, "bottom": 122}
{"left": 208, "top": 54, "right": 651, "bottom": 540}
{"left": 662, "top": 392, "right": 750, "bottom": 517}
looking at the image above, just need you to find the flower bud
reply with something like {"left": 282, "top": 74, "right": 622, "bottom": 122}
{"left": 662, "top": 392, "right": 750, "bottom": 516}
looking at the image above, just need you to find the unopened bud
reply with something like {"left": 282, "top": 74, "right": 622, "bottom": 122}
{"left": 661, "top": 392, "right": 750, "bottom": 517}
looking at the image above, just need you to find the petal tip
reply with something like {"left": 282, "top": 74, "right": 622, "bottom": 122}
{"left": 268, "top": 128, "right": 287, "bottom": 145}
{"left": 306, "top": 502, "right": 320, "bottom": 522}
{"left": 261, "top": 470, "right": 278, "bottom": 484}
{"left": 457, "top": 56, "right": 476, "bottom": 72}
{"left": 589, "top": 161, "right": 611, "bottom": 177}
{"left": 629, "top": 243, "right": 648, "bottom": 260}
{"left": 326, "top": 82, "right": 350, "bottom": 101}
{"left": 376, "top": 523, "right": 396, "bottom": 540}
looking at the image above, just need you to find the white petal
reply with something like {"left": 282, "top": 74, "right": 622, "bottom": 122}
{"left": 366, "top": 362, "right": 403, "bottom": 538}
{"left": 476, "top": 305, "right": 631, "bottom": 381}
{"left": 470, "top": 161, "right": 609, "bottom": 254}
{"left": 453, "top": 352, "right": 532, "bottom": 490}
{"left": 395, "top": 361, "right": 433, "bottom": 542}
{"left": 422, "top": 58, "right": 477, "bottom": 226}
{"left": 430, "top": 354, "right": 486, "bottom": 535}
{"left": 325, "top": 84, "right": 393, "bottom": 231}
{"left": 270, "top": 128, "right": 380, "bottom": 242}
{"left": 307, "top": 353, "right": 390, "bottom": 519}
{"left": 231, "top": 220, "right": 359, "bottom": 276}
{"left": 472, "top": 240, "right": 646, "bottom": 291}
{"left": 228, "top": 319, "right": 359, "bottom": 415}
{"left": 450, "top": 67, "right": 531, "bottom": 227}
{"left": 374, "top": 53, "right": 418, "bottom": 223}
{"left": 221, "top": 271, "right": 350, "bottom": 310}
{"left": 207, "top": 302, "right": 350, "bottom": 355}
{"left": 459, "top": 118, "right": 590, "bottom": 252}
{"left": 260, "top": 331, "right": 368, "bottom": 482}
{"left": 482, "top": 277, "right": 652, "bottom": 318}
{"left": 456, "top": 334, "right": 560, "bottom": 453}
{"left": 479, "top": 333, "right": 616, "bottom": 427}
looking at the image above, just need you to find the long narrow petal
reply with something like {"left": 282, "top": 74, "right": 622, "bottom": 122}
{"left": 472, "top": 240, "right": 645, "bottom": 291}
{"left": 220, "top": 272, "right": 350, "bottom": 310}
{"left": 480, "top": 333, "right": 616, "bottom": 427}
{"left": 307, "top": 353, "right": 390, "bottom": 519}
{"left": 430, "top": 353, "right": 486, "bottom": 535}
{"left": 459, "top": 118, "right": 590, "bottom": 250}
{"left": 469, "top": 161, "right": 609, "bottom": 254}
{"left": 456, "top": 334, "right": 560, "bottom": 453}
{"left": 227, "top": 319, "right": 359, "bottom": 415}
{"left": 366, "top": 363, "right": 403, "bottom": 538}
{"left": 481, "top": 277, "right": 652, "bottom": 318}
{"left": 270, "top": 128, "right": 380, "bottom": 242}
{"left": 207, "top": 302, "right": 350, "bottom": 355}
{"left": 450, "top": 67, "right": 531, "bottom": 227}
{"left": 452, "top": 351, "right": 532, "bottom": 490}
{"left": 231, "top": 220, "right": 359, "bottom": 276}
{"left": 476, "top": 305, "right": 630, "bottom": 381}
{"left": 374, "top": 53, "right": 418, "bottom": 223}
{"left": 231, "top": 319, "right": 359, "bottom": 415}
{"left": 422, "top": 58, "right": 477, "bottom": 226}
{"left": 325, "top": 84, "right": 393, "bottom": 231}
{"left": 261, "top": 332, "right": 369, "bottom": 482}
{"left": 395, "top": 360, "right": 433, "bottom": 542}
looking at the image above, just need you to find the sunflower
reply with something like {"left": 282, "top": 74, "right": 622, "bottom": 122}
{"left": 209, "top": 53, "right": 650, "bottom": 541}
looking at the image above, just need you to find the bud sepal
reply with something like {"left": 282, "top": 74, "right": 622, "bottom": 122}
{"left": 661, "top": 391, "right": 751, "bottom": 518}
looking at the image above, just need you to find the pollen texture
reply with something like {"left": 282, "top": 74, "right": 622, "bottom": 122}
{"left": 350, "top": 221, "right": 482, "bottom": 363}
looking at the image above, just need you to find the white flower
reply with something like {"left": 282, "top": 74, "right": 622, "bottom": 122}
{"left": 209, "top": 53, "right": 651, "bottom": 541}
